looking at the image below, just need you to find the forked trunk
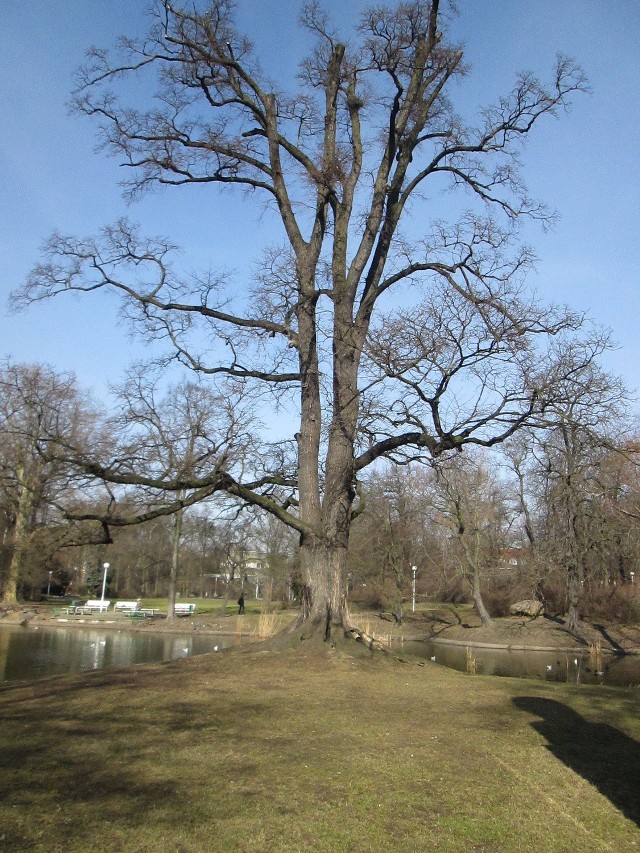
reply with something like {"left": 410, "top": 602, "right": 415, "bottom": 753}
{"left": 279, "top": 539, "right": 388, "bottom": 654}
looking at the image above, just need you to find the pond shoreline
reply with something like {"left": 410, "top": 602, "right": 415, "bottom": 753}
{"left": 355, "top": 607, "right": 640, "bottom": 656}
{"left": 4, "top": 619, "right": 639, "bottom": 655}
{"left": 2, "top": 604, "right": 640, "bottom": 654}
{"left": 425, "top": 636, "right": 640, "bottom": 654}
{"left": 0, "top": 605, "right": 277, "bottom": 638}
{"left": 0, "top": 620, "right": 260, "bottom": 638}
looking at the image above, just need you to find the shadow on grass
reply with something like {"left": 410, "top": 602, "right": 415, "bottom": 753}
{"left": 0, "top": 659, "right": 282, "bottom": 849}
{"left": 513, "top": 696, "right": 640, "bottom": 828}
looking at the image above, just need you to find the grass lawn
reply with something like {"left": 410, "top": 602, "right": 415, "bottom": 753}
{"left": 0, "top": 640, "right": 638, "bottom": 852}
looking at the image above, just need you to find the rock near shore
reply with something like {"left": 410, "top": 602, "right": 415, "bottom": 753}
{"left": 509, "top": 599, "right": 544, "bottom": 618}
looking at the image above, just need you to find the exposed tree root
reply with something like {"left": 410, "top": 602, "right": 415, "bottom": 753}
{"left": 344, "top": 624, "right": 393, "bottom": 653}
{"left": 249, "top": 608, "right": 416, "bottom": 664}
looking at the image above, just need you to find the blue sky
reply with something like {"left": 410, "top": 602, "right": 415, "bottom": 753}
{"left": 1, "top": 1, "right": 639, "bottom": 407}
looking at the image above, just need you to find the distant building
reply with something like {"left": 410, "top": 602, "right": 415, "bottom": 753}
{"left": 204, "top": 548, "right": 268, "bottom": 598}
{"left": 496, "top": 548, "right": 531, "bottom": 569}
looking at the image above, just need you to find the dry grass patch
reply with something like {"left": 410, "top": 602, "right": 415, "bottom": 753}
{"left": 0, "top": 645, "right": 638, "bottom": 852}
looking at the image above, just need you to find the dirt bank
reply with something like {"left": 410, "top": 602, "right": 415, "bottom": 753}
{"left": 2, "top": 603, "right": 640, "bottom": 652}
{"left": 375, "top": 606, "right": 640, "bottom": 654}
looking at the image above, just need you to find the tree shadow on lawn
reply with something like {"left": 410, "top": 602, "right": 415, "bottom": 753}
{"left": 513, "top": 696, "right": 640, "bottom": 828}
{"left": 0, "top": 726, "right": 185, "bottom": 850}
{"left": 412, "top": 606, "right": 475, "bottom": 639}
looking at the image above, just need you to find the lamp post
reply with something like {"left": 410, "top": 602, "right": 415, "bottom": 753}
{"left": 412, "top": 565, "right": 417, "bottom": 613}
{"left": 101, "top": 562, "right": 110, "bottom": 602}
{"left": 47, "top": 571, "right": 52, "bottom": 597}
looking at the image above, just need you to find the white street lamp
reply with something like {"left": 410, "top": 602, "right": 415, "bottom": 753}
{"left": 412, "top": 565, "right": 417, "bottom": 613}
{"left": 101, "top": 563, "right": 110, "bottom": 602}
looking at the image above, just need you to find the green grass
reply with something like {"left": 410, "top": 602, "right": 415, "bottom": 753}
{"left": 0, "top": 643, "right": 638, "bottom": 852}
{"left": 137, "top": 597, "right": 288, "bottom": 616}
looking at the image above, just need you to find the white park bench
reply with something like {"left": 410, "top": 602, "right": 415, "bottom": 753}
{"left": 114, "top": 601, "right": 140, "bottom": 614}
{"left": 86, "top": 599, "right": 111, "bottom": 612}
{"left": 68, "top": 599, "right": 111, "bottom": 614}
{"left": 174, "top": 603, "right": 196, "bottom": 616}
{"left": 110, "top": 601, "right": 160, "bottom": 619}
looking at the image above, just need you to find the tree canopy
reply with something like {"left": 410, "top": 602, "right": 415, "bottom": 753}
{"left": 16, "top": 1, "right": 607, "bottom": 642}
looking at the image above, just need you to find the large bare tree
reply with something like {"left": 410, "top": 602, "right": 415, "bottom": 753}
{"left": 17, "top": 1, "right": 595, "bottom": 644}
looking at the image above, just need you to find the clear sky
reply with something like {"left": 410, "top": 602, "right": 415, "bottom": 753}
{"left": 1, "top": 1, "right": 639, "bottom": 408}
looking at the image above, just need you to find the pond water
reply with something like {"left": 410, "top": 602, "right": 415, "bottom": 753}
{"left": 1, "top": 624, "right": 639, "bottom": 687}
{"left": 396, "top": 639, "right": 640, "bottom": 688}
{"left": 0, "top": 624, "right": 248, "bottom": 683}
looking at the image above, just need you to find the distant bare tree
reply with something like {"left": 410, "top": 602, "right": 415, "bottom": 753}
{"left": 0, "top": 362, "right": 99, "bottom": 603}
{"left": 348, "top": 465, "right": 436, "bottom": 619}
{"left": 504, "top": 353, "right": 628, "bottom": 632}
{"left": 431, "top": 452, "right": 511, "bottom": 626}
{"left": 104, "top": 374, "right": 253, "bottom": 617}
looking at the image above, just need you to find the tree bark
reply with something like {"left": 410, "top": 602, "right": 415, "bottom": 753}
{"left": 471, "top": 565, "right": 493, "bottom": 629}
{"left": 1, "top": 466, "right": 35, "bottom": 605}
{"left": 167, "top": 502, "right": 183, "bottom": 622}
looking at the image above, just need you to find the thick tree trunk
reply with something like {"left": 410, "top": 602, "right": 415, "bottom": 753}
{"left": 292, "top": 219, "right": 369, "bottom": 646}
{"left": 1, "top": 469, "right": 35, "bottom": 605}
{"left": 281, "top": 538, "right": 389, "bottom": 655}
{"left": 167, "top": 502, "right": 183, "bottom": 622}
{"left": 297, "top": 537, "right": 350, "bottom": 641}
{"left": 2, "top": 530, "right": 22, "bottom": 605}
